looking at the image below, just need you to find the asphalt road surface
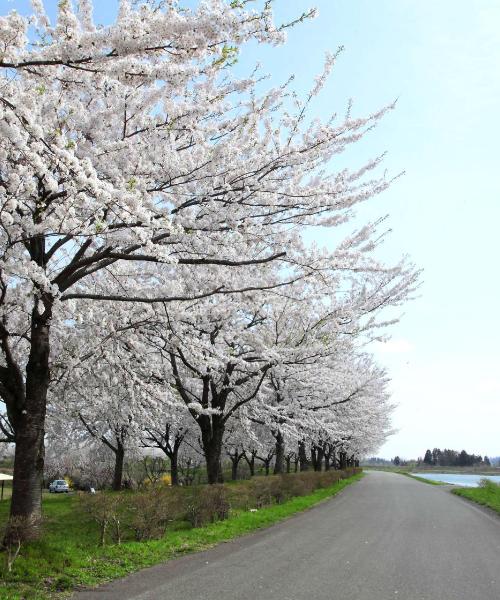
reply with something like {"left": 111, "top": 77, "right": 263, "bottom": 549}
{"left": 74, "top": 471, "right": 500, "bottom": 600}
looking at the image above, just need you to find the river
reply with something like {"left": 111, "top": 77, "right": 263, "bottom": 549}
{"left": 413, "top": 472, "right": 500, "bottom": 487}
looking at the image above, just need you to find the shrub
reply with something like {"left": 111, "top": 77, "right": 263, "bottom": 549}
{"left": 247, "top": 477, "right": 275, "bottom": 508}
{"left": 479, "top": 478, "right": 500, "bottom": 490}
{"left": 76, "top": 468, "right": 360, "bottom": 544}
{"left": 184, "top": 484, "right": 230, "bottom": 527}
{"left": 127, "top": 487, "right": 180, "bottom": 541}
{"left": 79, "top": 493, "right": 124, "bottom": 546}
{"left": 225, "top": 483, "right": 253, "bottom": 511}
{"left": 2, "top": 515, "right": 42, "bottom": 572}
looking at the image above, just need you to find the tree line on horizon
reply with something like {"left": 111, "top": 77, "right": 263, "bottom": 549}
{"left": 422, "top": 448, "right": 492, "bottom": 468}
{"left": 362, "top": 454, "right": 500, "bottom": 467}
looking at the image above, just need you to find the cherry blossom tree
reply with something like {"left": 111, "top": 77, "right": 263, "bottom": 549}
{"left": 141, "top": 404, "right": 192, "bottom": 486}
{"left": 0, "top": 0, "right": 418, "bottom": 533}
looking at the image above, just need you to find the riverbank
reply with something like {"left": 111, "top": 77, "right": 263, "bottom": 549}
{"left": 0, "top": 470, "right": 362, "bottom": 599}
{"left": 402, "top": 473, "right": 446, "bottom": 485}
{"left": 452, "top": 480, "right": 500, "bottom": 515}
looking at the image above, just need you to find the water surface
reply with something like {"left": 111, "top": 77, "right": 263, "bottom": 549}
{"left": 414, "top": 472, "right": 500, "bottom": 487}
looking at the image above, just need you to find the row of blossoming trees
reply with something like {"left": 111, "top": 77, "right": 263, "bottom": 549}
{"left": 0, "top": 0, "right": 418, "bottom": 537}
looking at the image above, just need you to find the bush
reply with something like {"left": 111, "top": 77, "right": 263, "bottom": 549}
{"left": 479, "top": 478, "right": 500, "bottom": 490}
{"left": 78, "top": 493, "right": 124, "bottom": 546}
{"left": 247, "top": 477, "right": 275, "bottom": 508}
{"left": 2, "top": 515, "right": 42, "bottom": 572}
{"left": 127, "top": 486, "right": 182, "bottom": 541}
{"left": 77, "top": 468, "right": 361, "bottom": 545}
{"left": 184, "top": 484, "right": 230, "bottom": 527}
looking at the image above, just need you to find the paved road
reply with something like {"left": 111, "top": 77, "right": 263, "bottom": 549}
{"left": 74, "top": 471, "right": 500, "bottom": 600}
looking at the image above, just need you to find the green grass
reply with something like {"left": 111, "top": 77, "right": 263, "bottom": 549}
{"left": 402, "top": 473, "right": 447, "bottom": 486}
{"left": 452, "top": 479, "right": 500, "bottom": 514}
{"left": 0, "top": 473, "right": 362, "bottom": 599}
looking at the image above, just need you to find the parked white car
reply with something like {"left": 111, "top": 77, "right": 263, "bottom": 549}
{"left": 49, "top": 479, "right": 70, "bottom": 493}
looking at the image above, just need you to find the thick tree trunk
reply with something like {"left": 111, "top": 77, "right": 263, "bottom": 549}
{"left": 285, "top": 455, "right": 291, "bottom": 473}
{"left": 9, "top": 306, "right": 50, "bottom": 530}
{"left": 10, "top": 423, "right": 45, "bottom": 523}
{"left": 298, "top": 441, "right": 310, "bottom": 472}
{"left": 196, "top": 413, "right": 225, "bottom": 484}
{"left": 205, "top": 446, "right": 221, "bottom": 483}
{"left": 203, "top": 430, "right": 224, "bottom": 484}
{"left": 324, "top": 454, "right": 331, "bottom": 471}
{"left": 112, "top": 443, "right": 125, "bottom": 491}
{"left": 273, "top": 431, "right": 285, "bottom": 474}
{"left": 311, "top": 445, "right": 324, "bottom": 472}
{"left": 339, "top": 451, "right": 347, "bottom": 470}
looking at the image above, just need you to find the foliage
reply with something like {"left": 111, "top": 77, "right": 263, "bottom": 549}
{"left": 422, "top": 448, "right": 488, "bottom": 467}
{"left": 0, "top": 0, "right": 418, "bottom": 537}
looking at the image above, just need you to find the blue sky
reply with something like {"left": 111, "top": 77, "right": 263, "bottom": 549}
{"left": 7, "top": 0, "right": 500, "bottom": 459}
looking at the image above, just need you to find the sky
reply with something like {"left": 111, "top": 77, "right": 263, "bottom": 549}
{"left": 5, "top": 0, "right": 500, "bottom": 460}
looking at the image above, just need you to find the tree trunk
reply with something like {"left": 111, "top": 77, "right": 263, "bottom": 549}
{"left": 285, "top": 455, "right": 291, "bottom": 473}
{"left": 10, "top": 424, "right": 45, "bottom": 523}
{"left": 324, "top": 454, "right": 331, "bottom": 471}
{"left": 339, "top": 451, "right": 347, "bottom": 470}
{"left": 298, "top": 441, "right": 310, "bottom": 471}
{"left": 112, "top": 443, "right": 125, "bottom": 491}
{"left": 273, "top": 431, "right": 285, "bottom": 474}
{"left": 205, "top": 447, "right": 221, "bottom": 484}
{"left": 203, "top": 433, "right": 224, "bottom": 484}
{"left": 311, "top": 445, "right": 324, "bottom": 472}
{"left": 244, "top": 451, "right": 256, "bottom": 477}
{"left": 9, "top": 306, "right": 51, "bottom": 530}
{"left": 170, "top": 451, "right": 179, "bottom": 486}
{"left": 197, "top": 414, "right": 224, "bottom": 484}
{"left": 231, "top": 458, "right": 238, "bottom": 481}
{"left": 217, "top": 460, "right": 224, "bottom": 483}
{"left": 229, "top": 452, "right": 243, "bottom": 481}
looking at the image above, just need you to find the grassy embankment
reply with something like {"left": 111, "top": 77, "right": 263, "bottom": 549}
{"left": 0, "top": 471, "right": 363, "bottom": 600}
{"left": 452, "top": 479, "right": 500, "bottom": 515}
{"left": 401, "top": 473, "right": 446, "bottom": 486}
{"left": 362, "top": 466, "right": 445, "bottom": 485}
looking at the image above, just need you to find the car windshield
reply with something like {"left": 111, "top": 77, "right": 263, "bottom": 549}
{"left": 55, "top": 481, "right": 66, "bottom": 485}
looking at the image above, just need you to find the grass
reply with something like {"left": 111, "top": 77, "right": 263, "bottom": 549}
{"left": 0, "top": 472, "right": 362, "bottom": 599}
{"left": 452, "top": 479, "right": 500, "bottom": 514}
{"left": 401, "top": 473, "right": 447, "bottom": 486}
